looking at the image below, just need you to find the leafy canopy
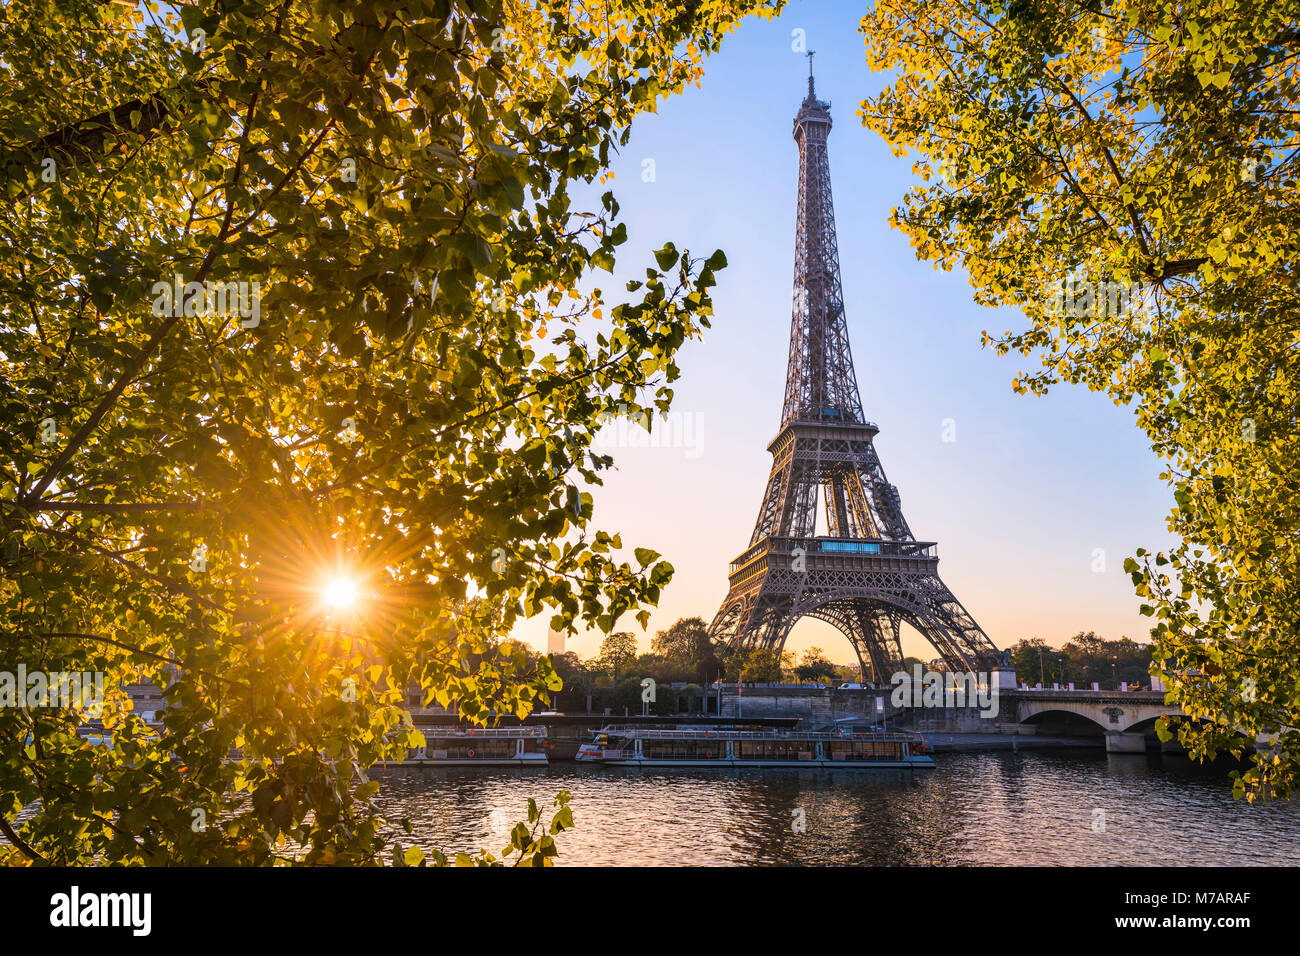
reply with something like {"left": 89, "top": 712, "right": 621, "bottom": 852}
{"left": 860, "top": 0, "right": 1299, "bottom": 799}
{"left": 650, "top": 614, "right": 712, "bottom": 667}
{"left": 594, "top": 630, "right": 638, "bottom": 680}
{"left": 0, "top": 0, "right": 776, "bottom": 864}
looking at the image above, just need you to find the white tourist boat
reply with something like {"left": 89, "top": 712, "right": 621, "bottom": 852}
{"left": 403, "top": 726, "right": 549, "bottom": 767}
{"left": 575, "top": 726, "right": 934, "bottom": 769}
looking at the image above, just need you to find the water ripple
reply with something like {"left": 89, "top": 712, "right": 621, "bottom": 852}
{"left": 371, "top": 751, "right": 1300, "bottom": 866}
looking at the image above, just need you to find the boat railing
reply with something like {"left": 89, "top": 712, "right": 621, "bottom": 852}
{"left": 422, "top": 726, "right": 548, "bottom": 739}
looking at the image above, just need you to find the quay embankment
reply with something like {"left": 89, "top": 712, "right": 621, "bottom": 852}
{"left": 409, "top": 679, "right": 1184, "bottom": 760}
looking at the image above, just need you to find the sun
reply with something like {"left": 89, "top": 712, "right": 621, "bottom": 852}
{"left": 321, "top": 575, "right": 360, "bottom": 611}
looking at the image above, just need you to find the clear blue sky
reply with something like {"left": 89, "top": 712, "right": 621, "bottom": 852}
{"left": 515, "top": 2, "right": 1176, "bottom": 665}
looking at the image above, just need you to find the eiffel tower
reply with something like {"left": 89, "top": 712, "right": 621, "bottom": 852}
{"left": 708, "top": 59, "right": 1000, "bottom": 681}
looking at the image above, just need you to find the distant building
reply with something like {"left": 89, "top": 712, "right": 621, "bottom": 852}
{"left": 547, "top": 628, "right": 565, "bottom": 656}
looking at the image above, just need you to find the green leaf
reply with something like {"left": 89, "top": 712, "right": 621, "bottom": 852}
{"left": 653, "top": 242, "right": 679, "bottom": 271}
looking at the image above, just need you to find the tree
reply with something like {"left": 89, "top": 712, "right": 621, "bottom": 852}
{"left": 645, "top": 654, "right": 693, "bottom": 685}
{"left": 1006, "top": 638, "right": 1069, "bottom": 687}
{"left": 1110, "top": 637, "right": 1156, "bottom": 689}
{"left": 794, "top": 646, "right": 837, "bottom": 684}
{"left": 0, "top": 0, "right": 777, "bottom": 865}
{"left": 1048, "top": 632, "right": 1155, "bottom": 688}
{"left": 834, "top": 663, "right": 860, "bottom": 683}
{"left": 860, "top": 0, "right": 1300, "bottom": 800}
{"left": 650, "top": 684, "right": 679, "bottom": 716}
{"left": 547, "top": 651, "right": 593, "bottom": 711}
{"left": 596, "top": 632, "right": 639, "bottom": 682}
{"left": 651, "top": 616, "right": 713, "bottom": 668}
{"left": 609, "top": 676, "right": 644, "bottom": 714}
{"left": 695, "top": 651, "right": 724, "bottom": 687}
{"left": 739, "top": 647, "right": 791, "bottom": 683}
{"left": 549, "top": 652, "right": 586, "bottom": 685}
{"left": 1060, "top": 632, "right": 1111, "bottom": 686}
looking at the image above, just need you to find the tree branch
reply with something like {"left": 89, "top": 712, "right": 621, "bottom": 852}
{"left": 0, "top": 815, "right": 45, "bottom": 863}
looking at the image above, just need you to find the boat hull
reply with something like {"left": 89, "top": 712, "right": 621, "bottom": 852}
{"left": 399, "top": 755, "right": 548, "bottom": 767}
{"left": 578, "top": 756, "right": 934, "bottom": 769}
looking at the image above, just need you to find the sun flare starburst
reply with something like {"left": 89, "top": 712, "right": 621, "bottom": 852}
{"left": 321, "top": 576, "right": 360, "bottom": 610}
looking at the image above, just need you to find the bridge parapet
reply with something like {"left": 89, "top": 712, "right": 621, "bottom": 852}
{"left": 1002, "top": 690, "right": 1168, "bottom": 705}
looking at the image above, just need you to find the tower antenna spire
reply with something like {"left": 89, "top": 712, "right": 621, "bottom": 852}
{"left": 807, "top": 50, "right": 816, "bottom": 97}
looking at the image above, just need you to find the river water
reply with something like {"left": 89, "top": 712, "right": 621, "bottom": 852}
{"left": 371, "top": 751, "right": 1300, "bottom": 865}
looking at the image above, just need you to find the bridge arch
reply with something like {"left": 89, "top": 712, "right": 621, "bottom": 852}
{"left": 1122, "top": 714, "right": 1255, "bottom": 743}
{"left": 1017, "top": 708, "right": 1108, "bottom": 737}
{"left": 1122, "top": 715, "right": 1172, "bottom": 736}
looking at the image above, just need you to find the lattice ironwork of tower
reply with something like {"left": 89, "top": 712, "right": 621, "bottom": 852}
{"left": 708, "top": 62, "right": 1001, "bottom": 681}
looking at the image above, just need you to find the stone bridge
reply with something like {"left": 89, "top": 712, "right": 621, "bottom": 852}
{"left": 715, "top": 684, "right": 1261, "bottom": 754}
{"left": 1003, "top": 689, "right": 1187, "bottom": 753}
